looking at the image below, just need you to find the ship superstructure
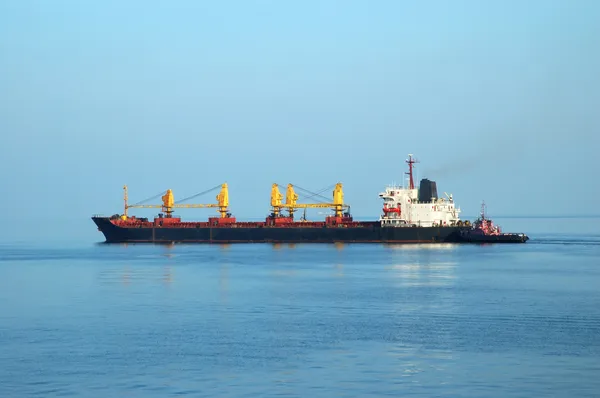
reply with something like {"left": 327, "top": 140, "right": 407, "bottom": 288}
{"left": 379, "top": 155, "right": 462, "bottom": 228}
{"left": 92, "top": 154, "right": 528, "bottom": 244}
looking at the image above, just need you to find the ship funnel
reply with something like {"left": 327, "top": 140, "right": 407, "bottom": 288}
{"left": 418, "top": 179, "right": 438, "bottom": 203}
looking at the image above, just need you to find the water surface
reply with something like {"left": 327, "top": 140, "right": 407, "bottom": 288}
{"left": 1, "top": 218, "right": 599, "bottom": 397}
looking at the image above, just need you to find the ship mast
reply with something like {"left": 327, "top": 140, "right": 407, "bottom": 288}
{"left": 123, "top": 185, "right": 128, "bottom": 219}
{"left": 405, "top": 154, "right": 419, "bottom": 189}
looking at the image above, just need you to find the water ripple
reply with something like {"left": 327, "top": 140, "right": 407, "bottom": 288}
{"left": 0, "top": 237, "right": 599, "bottom": 397}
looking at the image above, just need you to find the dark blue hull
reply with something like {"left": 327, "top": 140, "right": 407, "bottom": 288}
{"left": 92, "top": 217, "right": 472, "bottom": 243}
{"left": 92, "top": 217, "right": 529, "bottom": 244}
{"left": 459, "top": 232, "right": 530, "bottom": 243}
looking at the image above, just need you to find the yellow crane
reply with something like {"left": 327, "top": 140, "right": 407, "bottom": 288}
{"left": 270, "top": 183, "right": 349, "bottom": 218}
{"left": 121, "top": 183, "right": 230, "bottom": 219}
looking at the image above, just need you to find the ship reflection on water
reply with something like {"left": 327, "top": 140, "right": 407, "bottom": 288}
{"left": 271, "top": 242, "right": 300, "bottom": 250}
{"left": 219, "top": 261, "right": 229, "bottom": 304}
{"left": 98, "top": 265, "right": 174, "bottom": 286}
{"left": 96, "top": 243, "right": 177, "bottom": 286}
{"left": 96, "top": 241, "right": 458, "bottom": 289}
{"left": 272, "top": 242, "right": 343, "bottom": 250}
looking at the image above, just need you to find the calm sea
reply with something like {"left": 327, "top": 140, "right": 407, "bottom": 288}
{"left": 0, "top": 217, "right": 599, "bottom": 397}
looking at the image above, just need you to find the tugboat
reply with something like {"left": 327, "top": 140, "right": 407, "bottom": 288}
{"left": 459, "top": 202, "right": 529, "bottom": 243}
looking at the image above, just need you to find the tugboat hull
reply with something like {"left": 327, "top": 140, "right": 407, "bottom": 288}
{"left": 459, "top": 231, "right": 530, "bottom": 243}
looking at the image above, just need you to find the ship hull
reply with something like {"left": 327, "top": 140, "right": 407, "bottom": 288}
{"left": 459, "top": 232, "right": 529, "bottom": 243}
{"left": 92, "top": 217, "right": 475, "bottom": 244}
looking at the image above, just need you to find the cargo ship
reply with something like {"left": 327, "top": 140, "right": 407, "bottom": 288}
{"left": 92, "top": 155, "right": 529, "bottom": 244}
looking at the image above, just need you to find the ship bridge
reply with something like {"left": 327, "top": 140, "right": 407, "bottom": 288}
{"left": 379, "top": 155, "right": 461, "bottom": 228}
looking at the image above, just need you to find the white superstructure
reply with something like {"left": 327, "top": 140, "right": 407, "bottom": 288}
{"left": 379, "top": 155, "right": 461, "bottom": 228}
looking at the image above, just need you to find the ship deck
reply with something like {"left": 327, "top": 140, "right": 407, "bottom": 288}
{"left": 110, "top": 220, "right": 381, "bottom": 229}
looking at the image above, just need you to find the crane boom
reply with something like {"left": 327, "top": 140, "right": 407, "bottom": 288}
{"left": 129, "top": 204, "right": 219, "bottom": 209}
{"left": 123, "top": 183, "right": 230, "bottom": 218}
{"left": 270, "top": 183, "right": 348, "bottom": 218}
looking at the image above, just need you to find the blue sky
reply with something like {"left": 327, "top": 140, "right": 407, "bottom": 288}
{"left": 0, "top": 0, "right": 598, "bottom": 239}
